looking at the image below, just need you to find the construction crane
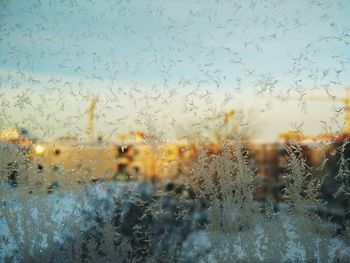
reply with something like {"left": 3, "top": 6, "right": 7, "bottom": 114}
{"left": 297, "top": 86, "right": 350, "bottom": 134}
{"left": 210, "top": 109, "right": 235, "bottom": 123}
{"left": 87, "top": 97, "right": 98, "bottom": 142}
{"left": 273, "top": 86, "right": 350, "bottom": 140}
{"left": 210, "top": 109, "right": 235, "bottom": 142}
{"left": 224, "top": 109, "right": 235, "bottom": 124}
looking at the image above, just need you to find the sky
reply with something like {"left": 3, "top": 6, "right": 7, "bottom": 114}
{"left": 0, "top": 0, "right": 350, "bottom": 141}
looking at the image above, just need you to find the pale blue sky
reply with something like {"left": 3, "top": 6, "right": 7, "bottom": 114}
{"left": 1, "top": 0, "right": 350, "bottom": 140}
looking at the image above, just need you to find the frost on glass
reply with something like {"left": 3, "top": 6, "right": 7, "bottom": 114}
{"left": 0, "top": 0, "right": 350, "bottom": 262}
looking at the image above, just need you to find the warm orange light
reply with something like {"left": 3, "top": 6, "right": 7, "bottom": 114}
{"left": 34, "top": 144, "right": 45, "bottom": 155}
